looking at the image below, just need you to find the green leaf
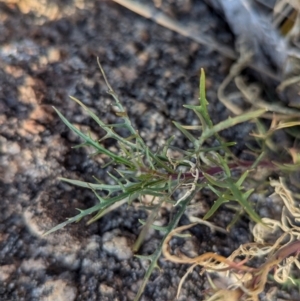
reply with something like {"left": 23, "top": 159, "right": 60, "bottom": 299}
{"left": 198, "top": 109, "right": 266, "bottom": 146}
{"left": 225, "top": 178, "right": 261, "bottom": 224}
{"left": 199, "top": 68, "right": 213, "bottom": 128}
{"left": 173, "top": 121, "right": 197, "bottom": 143}
{"left": 203, "top": 173, "right": 228, "bottom": 188}
{"left": 59, "top": 177, "right": 122, "bottom": 192}
{"left": 53, "top": 107, "right": 133, "bottom": 167}
{"left": 214, "top": 153, "right": 231, "bottom": 177}
{"left": 216, "top": 109, "right": 266, "bottom": 131}
{"left": 235, "top": 170, "right": 250, "bottom": 187}
{"left": 134, "top": 191, "right": 196, "bottom": 301}
{"left": 203, "top": 196, "right": 229, "bottom": 220}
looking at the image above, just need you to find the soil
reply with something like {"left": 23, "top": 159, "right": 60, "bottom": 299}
{"left": 0, "top": 1, "right": 298, "bottom": 301}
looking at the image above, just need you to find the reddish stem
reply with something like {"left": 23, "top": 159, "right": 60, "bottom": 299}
{"left": 168, "top": 159, "right": 277, "bottom": 181}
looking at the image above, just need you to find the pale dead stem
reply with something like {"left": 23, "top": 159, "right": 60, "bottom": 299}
{"left": 174, "top": 160, "right": 199, "bottom": 206}
{"left": 217, "top": 48, "right": 300, "bottom": 119}
{"left": 162, "top": 178, "right": 300, "bottom": 300}
{"left": 235, "top": 77, "right": 300, "bottom": 117}
{"left": 111, "top": 0, "right": 237, "bottom": 60}
{"left": 163, "top": 224, "right": 300, "bottom": 300}
{"left": 112, "top": 0, "right": 300, "bottom": 120}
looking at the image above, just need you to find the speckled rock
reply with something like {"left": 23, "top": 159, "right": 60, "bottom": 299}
{"left": 2, "top": 1, "right": 298, "bottom": 301}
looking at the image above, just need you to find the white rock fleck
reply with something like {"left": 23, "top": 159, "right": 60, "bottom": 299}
{"left": 99, "top": 283, "right": 114, "bottom": 295}
{"left": 0, "top": 264, "right": 16, "bottom": 281}
{"left": 21, "top": 258, "right": 45, "bottom": 272}
{"left": 102, "top": 231, "right": 132, "bottom": 260}
{"left": 40, "top": 279, "right": 77, "bottom": 301}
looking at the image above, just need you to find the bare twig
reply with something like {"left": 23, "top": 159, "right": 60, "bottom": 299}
{"left": 112, "top": 0, "right": 237, "bottom": 59}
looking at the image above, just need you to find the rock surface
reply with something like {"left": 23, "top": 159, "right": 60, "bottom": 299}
{"left": 1, "top": 1, "right": 299, "bottom": 300}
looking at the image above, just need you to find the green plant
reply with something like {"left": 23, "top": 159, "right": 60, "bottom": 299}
{"left": 45, "top": 59, "right": 300, "bottom": 301}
